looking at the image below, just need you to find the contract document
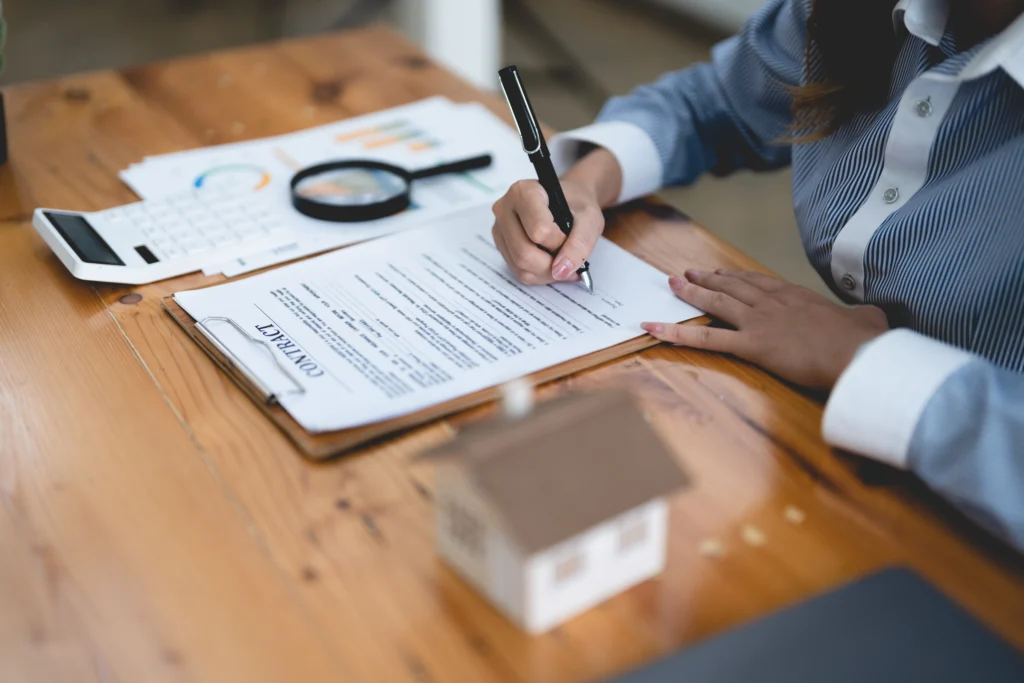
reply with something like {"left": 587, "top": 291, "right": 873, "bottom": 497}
{"left": 173, "top": 206, "right": 702, "bottom": 432}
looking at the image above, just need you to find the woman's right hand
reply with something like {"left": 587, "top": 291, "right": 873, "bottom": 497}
{"left": 491, "top": 178, "right": 607, "bottom": 286}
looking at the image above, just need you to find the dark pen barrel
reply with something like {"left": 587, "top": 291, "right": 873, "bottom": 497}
{"left": 498, "top": 66, "right": 542, "bottom": 153}
{"left": 532, "top": 155, "right": 574, "bottom": 236}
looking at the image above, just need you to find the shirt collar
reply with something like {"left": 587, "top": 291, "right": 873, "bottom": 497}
{"left": 893, "top": 0, "right": 1024, "bottom": 87}
{"left": 893, "top": 0, "right": 951, "bottom": 46}
{"left": 960, "top": 11, "right": 1024, "bottom": 85}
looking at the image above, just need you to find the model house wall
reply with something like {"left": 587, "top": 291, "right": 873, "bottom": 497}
{"left": 487, "top": 522, "right": 526, "bottom": 624}
{"left": 523, "top": 500, "right": 668, "bottom": 634}
{"left": 436, "top": 465, "right": 669, "bottom": 634}
{"left": 436, "top": 469, "right": 494, "bottom": 592}
{"left": 436, "top": 468, "right": 529, "bottom": 624}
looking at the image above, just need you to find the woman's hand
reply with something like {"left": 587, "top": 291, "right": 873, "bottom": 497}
{"left": 491, "top": 179, "right": 605, "bottom": 285}
{"left": 491, "top": 147, "right": 623, "bottom": 286}
{"left": 641, "top": 269, "right": 890, "bottom": 390}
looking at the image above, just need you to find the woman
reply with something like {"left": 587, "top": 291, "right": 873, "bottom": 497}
{"left": 491, "top": 0, "right": 1024, "bottom": 549}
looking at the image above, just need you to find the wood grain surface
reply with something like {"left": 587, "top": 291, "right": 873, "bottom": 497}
{"left": 1, "top": 26, "right": 1021, "bottom": 683}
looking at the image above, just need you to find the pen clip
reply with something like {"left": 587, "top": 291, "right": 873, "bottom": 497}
{"left": 499, "top": 68, "right": 542, "bottom": 155}
{"left": 197, "top": 316, "right": 307, "bottom": 406}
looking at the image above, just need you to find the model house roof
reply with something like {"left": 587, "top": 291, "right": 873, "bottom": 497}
{"left": 432, "top": 389, "right": 690, "bottom": 554}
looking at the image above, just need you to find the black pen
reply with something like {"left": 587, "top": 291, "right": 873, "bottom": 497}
{"left": 498, "top": 65, "right": 594, "bottom": 295}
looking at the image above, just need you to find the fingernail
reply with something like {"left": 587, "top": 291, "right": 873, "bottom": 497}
{"left": 685, "top": 269, "right": 703, "bottom": 280}
{"left": 641, "top": 323, "right": 664, "bottom": 335}
{"left": 568, "top": 273, "right": 581, "bottom": 282}
{"left": 552, "top": 257, "right": 574, "bottom": 281}
{"left": 668, "top": 276, "right": 685, "bottom": 289}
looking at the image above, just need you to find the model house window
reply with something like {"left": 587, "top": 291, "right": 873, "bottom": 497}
{"left": 617, "top": 518, "right": 648, "bottom": 555}
{"left": 554, "top": 552, "right": 584, "bottom": 584}
{"left": 446, "top": 500, "right": 484, "bottom": 559}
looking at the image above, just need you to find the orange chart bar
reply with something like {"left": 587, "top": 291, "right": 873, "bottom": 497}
{"left": 334, "top": 120, "right": 408, "bottom": 144}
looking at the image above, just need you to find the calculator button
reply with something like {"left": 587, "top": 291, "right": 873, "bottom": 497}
{"left": 159, "top": 244, "right": 185, "bottom": 259}
{"left": 208, "top": 232, "right": 234, "bottom": 246}
{"left": 134, "top": 244, "right": 161, "bottom": 264}
{"left": 234, "top": 224, "right": 260, "bottom": 237}
{"left": 179, "top": 238, "right": 211, "bottom": 253}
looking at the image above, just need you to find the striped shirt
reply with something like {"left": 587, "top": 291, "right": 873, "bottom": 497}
{"left": 549, "top": 0, "right": 1024, "bottom": 549}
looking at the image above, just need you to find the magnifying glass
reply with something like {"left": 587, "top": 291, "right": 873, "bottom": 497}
{"left": 289, "top": 153, "right": 493, "bottom": 222}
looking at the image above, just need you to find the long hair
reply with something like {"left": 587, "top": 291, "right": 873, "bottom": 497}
{"left": 791, "top": 0, "right": 902, "bottom": 141}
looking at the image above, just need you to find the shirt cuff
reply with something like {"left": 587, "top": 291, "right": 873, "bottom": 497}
{"left": 822, "top": 329, "right": 974, "bottom": 469}
{"left": 549, "top": 121, "right": 663, "bottom": 205}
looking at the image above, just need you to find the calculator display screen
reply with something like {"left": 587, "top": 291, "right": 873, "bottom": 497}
{"left": 44, "top": 212, "right": 124, "bottom": 266}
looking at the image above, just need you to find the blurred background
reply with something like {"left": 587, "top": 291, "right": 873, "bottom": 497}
{"left": 0, "top": 0, "right": 824, "bottom": 294}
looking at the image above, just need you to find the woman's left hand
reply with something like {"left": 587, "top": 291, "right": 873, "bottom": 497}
{"left": 641, "top": 269, "right": 890, "bottom": 390}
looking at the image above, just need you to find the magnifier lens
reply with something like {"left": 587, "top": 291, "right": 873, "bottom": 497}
{"left": 293, "top": 167, "right": 409, "bottom": 206}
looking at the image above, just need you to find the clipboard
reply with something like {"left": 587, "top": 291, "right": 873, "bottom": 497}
{"left": 162, "top": 291, "right": 710, "bottom": 461}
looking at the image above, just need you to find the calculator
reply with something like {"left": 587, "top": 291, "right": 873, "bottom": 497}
{"left": 32, "top": 192, "right": 294, "bottom": 285}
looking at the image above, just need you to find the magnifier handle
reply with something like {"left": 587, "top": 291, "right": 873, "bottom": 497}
{"left": 410, "top": 154, "right": 493, "bottom": 180}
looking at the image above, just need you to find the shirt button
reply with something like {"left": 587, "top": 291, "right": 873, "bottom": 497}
{"left": 841, "top": 274, "right": 857, "bottom": 291}
{"left": 915, "top": 98, "right": 933, "bottom": 117}
{"left": 883, "top": 187, "right": 900, "bottom": 204}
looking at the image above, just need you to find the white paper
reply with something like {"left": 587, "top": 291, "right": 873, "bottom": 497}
{"left": 122, "top": 98, "right": 533, "bottom": 276}
{"left": 122, "top": 97, "right": 460, "bottom": 198}
{"left": 173, "top": 206, "right": 702, "bottom": 433}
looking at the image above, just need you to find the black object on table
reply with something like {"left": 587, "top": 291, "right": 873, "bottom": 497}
{"left": 603, "top": 567, "right": 1024, "bottom": 683}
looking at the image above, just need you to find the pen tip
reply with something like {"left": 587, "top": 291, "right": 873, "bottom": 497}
{"left": 580, "top": 269, "right": 595, "bottom": 295}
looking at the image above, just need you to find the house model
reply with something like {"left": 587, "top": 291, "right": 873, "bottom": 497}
{"left": 431, "top": 388, "right": 690, "bottom": 634}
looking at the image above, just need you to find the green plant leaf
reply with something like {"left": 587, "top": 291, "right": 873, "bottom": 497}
{"left": 0, "top": 0, "right": 6, "bottom": 75}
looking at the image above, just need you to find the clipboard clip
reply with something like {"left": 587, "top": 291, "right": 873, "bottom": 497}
{"left": 197, "top": 316, "right": 307, "bottom": 406}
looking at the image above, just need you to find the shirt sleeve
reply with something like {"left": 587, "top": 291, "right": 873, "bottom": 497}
{"left": 823, "top": 329, "right": 1024, "bottom": 551}
{"left": 549, "top": 0, "right": 808, "bottom": 204}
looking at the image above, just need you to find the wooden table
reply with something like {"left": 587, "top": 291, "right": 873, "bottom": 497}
{"left": 1, "top": 28, "right": 1022, "bottom": 683}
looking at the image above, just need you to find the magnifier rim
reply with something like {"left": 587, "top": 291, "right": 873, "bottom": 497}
{"left": 290, "top": 159, "right": 414, "bottom": 223}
